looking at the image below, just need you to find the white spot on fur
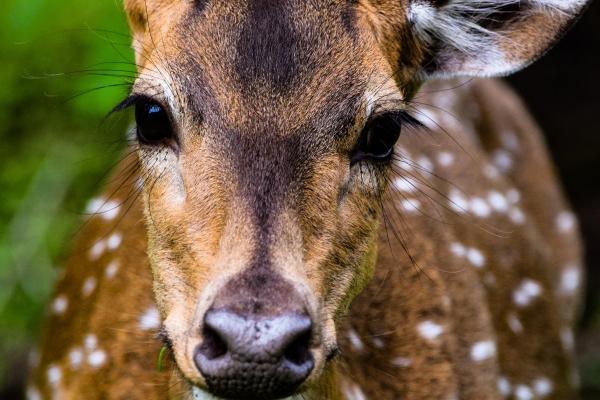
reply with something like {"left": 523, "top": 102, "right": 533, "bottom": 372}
{"left": 470, "top": 340, "right": 496, "bottom": 362}
{"left": 372, "top": 337, "right": 385, "bottom": 349}
{"left": 506, "top": 189, "right": 521, "bottom": 204}
{"left": 448, "top": 189, "right": 469, "bottom": 213}
{"left": 88, "top": 349, "right": 107, "bottom": 368}
{"left": 449, "top": 242, "right": 466, "bottom": 257}
{"left": 466, "top": 247, "right": 486, "bottom": 268}
{"left": 85, "top": 198, "right": 103, "bottom": 214}
{"left": 502, "top": 132, "right": 520, "bottom": 151}
{"left": 106, "top": 232, "right": 123, "bottom": 251}
{"left": 450, "top": 243, "right": 485, "bottom": 268}
{"left": 488, "top": 191, "right": 509, "bottom": 212}
{"left": 497, "top": 376, "right": 512, "bottom": 396}
{"left": 442, "top": 295, "right": 451, "bottom": 309}
{"left": 82, "top": 277, "right": 97, "bottom": 297}
{"left": 47, "top": 364, "right": 62, "bottom": 386}
{"left": 84, "top": 334, "right": 98, "bottom": 351}
{"left": 89, "top": 239, "right": 106, "bottom": 261}
{"left": 470, "top": 197, "right": 491, "bottom": 218}
{"left": 437, "top": 152, "right": 455, "bottom": 167}
{"left": 52, "top": 295, "right": 68, "bottom": 315}
{"left": 514, "top": 385, "right": 534, "bottom": 400}
{"left": 492, "top": 149, "right": 513, "bottom": 172}
{"left": 393, "top": 177, "right": 418, "bottom": 193}
{"left": 100, "top": 201, "right": 121, "bottom": 220}
{"left": 417, "top": 108, "right": 442, "bottom": 130}
{"left": 139, "top": 307, "right": 161, "bottom": 331}
{"left": 445, "top": 393, "right": 459, "bottom": 400}
{"left": 347, "top": 329, "right": 365, "bottom": 352}
{"left": 87, "top": 198, "right": 120, "bottom": 221}
{"left": 513, "top": 279, "right": 542, "bottom": 307}
{"left": 26, "top": 385, "right": 42, "bottom": 400}
{"left": 560, "top": 265, "right": 581, "bottom": 295}
{"left": 507, "top": 313, "right": 523, "bottom": 334}
{"left": 556, "top": 211, "right": 576, "bottom": 233}
{"left": 533, "top": 377, "right": 553, "bottom": 397}
{"left": 69, "top": 348, "right": 83, "bottom": 369}
{"left": 416, "top": 156, "right": 434, "bottom": 172}
{"left": 401, "top": 198, "right": 421, "bottom": 213}
{"left": 561, "top": 328, "right": 575, "bottom": 351}
{"left": 483, "top": 164, "right": 500, "bottom": 180}
{"left": 105, "top": 260, "right": 120, "bottom": 279}
{"left": 417, "top": 320, "right": 444, "bottom": 341}
{"left": 391, "top": 357, "right": 413, "bottom": 367}
{"left": 509, "top": 207, "right": 526, "bottom": 225}
{"left": 344, "top": 383, "right": 367, "bottom": 400}
{"left": 484, "top": 273, "right": 496, "bottom": 286}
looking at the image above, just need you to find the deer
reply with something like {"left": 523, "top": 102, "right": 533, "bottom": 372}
{"left": 27, "top": 0, "right": 590, "bottom": 399}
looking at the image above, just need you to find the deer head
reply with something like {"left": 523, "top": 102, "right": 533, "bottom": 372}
{"left": 120, "top": 0, "right": 587, "bottom": 398}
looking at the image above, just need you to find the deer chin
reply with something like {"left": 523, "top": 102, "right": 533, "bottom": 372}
{"left": 191, "top": 386, "right": 303, "bottom": 400}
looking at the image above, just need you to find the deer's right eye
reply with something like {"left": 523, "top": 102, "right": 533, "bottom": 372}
{"left": 350, "top": 110, "right": 423, "bottom": 165}
{"left": 135, "top": 100, "right": 175, "bottom": 145}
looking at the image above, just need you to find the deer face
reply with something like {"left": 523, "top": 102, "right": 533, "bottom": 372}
{"left": 122, "top": 0, "right": 586, "bottom": 398}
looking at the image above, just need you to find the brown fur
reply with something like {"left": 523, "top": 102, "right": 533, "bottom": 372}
{"left": 29, "top": 1, "right": 587, "bottom": 399}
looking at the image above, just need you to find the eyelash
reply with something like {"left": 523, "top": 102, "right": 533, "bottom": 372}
{"left": 350, "top": 110, "right": 423, "bottom": 165}
{"left": 111, "top": 94, "right": 150, "bottom": 113}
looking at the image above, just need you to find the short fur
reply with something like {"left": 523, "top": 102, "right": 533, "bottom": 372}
{"left": 29, "top": 0, "right": 588, "bottom": 399}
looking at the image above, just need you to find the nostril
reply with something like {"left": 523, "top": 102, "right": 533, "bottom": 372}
{"left": 284, "top": 328, "right": 312, "bottom": 366}
{"left": 198, "top": 325, "right": 228, "bottom": 360}
{"left": 194, "top": 310, "right": 315, "bottom": 399}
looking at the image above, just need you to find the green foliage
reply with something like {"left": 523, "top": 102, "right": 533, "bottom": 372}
{"left": 0, "top": 0, "right": 132, "bottom": 390}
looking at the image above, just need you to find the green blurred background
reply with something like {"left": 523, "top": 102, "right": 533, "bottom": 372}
{"left": 0, "top": 1, "right": 599, "bottom": 398}
{"left": 0, "top": 1, "right": 133, "bottom": 396}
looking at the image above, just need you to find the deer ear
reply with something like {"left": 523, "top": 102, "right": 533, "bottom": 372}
{"left": 364, "top": 0, "right": 589, "bottom": 78}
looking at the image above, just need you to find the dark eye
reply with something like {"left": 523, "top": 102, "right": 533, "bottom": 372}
{"left": 351, "top": 112, "right": 403, "bottom": 164}
{"left": 135, "top": 100, "right": 174, "bottom": 145}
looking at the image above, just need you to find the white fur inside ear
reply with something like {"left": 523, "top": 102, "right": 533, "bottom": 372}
{"left": 409, "top": 0, "right": 584, "bottom": 52}
{"left": 532, "top": 0, "right": 587, "bottom": 11}
{"left": 408, "top": 0, "right": 586, "bottom": 76}
{"left": 408, "top": 1, "right": 512, "bottom": 56}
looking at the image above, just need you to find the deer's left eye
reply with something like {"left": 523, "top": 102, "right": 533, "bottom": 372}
{"left": 135, "top": 100, "right": 174, "bottom": 145}
{"left": 351, "top": 112, "right": 403, "bottom": 164}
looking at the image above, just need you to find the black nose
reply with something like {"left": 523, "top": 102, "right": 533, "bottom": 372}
{"left": 194, "top": 309, "right": 314, "bottom": 399}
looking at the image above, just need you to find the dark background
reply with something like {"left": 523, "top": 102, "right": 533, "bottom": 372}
{"left": 0, "top": 1, "right": 598, "bottom": 398}
{"left": 508, "top": 2, "right": 600, "bottom": 396}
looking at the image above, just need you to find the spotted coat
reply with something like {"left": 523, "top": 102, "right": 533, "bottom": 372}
{"left": 29, "top": 78, "right": 583, "bottom": 400}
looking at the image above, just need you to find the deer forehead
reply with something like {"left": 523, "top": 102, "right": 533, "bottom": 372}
{"left": 128, "top": 0, "right": 405, "bottom": 124}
